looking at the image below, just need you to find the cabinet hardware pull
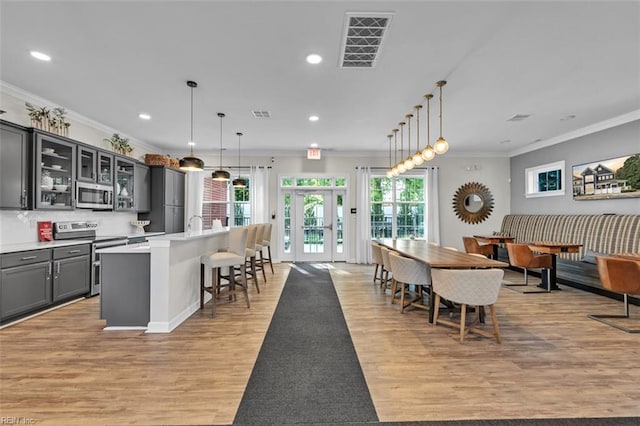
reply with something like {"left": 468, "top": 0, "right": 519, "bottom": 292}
{"left": 56, "top": 262, "right": 60, "bottom": 274}
{"left": 68, "top": 250, "right": 80, "bottom": 254}
{"left": 20, "top": 256, "right": 37, "bottom": 261}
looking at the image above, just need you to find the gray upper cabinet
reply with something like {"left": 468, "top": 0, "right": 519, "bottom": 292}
{"left": 134, "top": 163, "right": 151, "bottom": 212}
{"left": 0, "top": 122, "right": 30, "bottom": 209}
{"left": 34, "top": 131, "right": 76, "bottom": 210}
{"left": 77, "top": 145, "right": 98, "bottom": 182}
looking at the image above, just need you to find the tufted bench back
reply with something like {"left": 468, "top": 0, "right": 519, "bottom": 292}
{"left": 499, "top": 214, "right": 640, "bottom": 261}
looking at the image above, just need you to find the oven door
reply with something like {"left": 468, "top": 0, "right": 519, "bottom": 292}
{"left": 76, "top": 182, "right": 113, "bottom": 209}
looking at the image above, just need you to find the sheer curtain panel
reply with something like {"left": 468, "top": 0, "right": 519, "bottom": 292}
{"left": 250, "top": 166, "right": 270, "bottom": 224}
{"left": 355, "top": 166, "right": 372, "bottom": 264}
{"left": 424, "top": 167, "right": 440, "bottom": 245}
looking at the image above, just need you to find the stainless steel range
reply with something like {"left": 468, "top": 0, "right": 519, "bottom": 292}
{"left": 53, "top": 221, "right": 128, "bottom": 296}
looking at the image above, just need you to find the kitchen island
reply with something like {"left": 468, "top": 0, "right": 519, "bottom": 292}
{"left": 98, "top": 228, "right": 229, "bottom": 333}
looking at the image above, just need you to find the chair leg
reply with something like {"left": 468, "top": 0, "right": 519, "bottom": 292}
{"left": 250, "top": 256, "right": 260, "bottom": 293}
{"left": 433, "top": 294, "right": 441, "bottom": 325}
{"left": 459, "top": 304, "right": 467, "bottom": 343}
{"left": 400, "top": 282, "right": 406, "bottom": 313}
{"left": 200, "top": 263, "right": 205, "bottom": 309}
{"left": 490, "top": 305, "right": 501, "bottom": 343}
{"left": 240, "top": 263, "right": 250, "bottom": 308}
{"left": 259, "top": 250, "right": 267, "bottom": 283}
{"left": 267, "top": 246, "right": 274, "bottom": 274}
{"left": 390, "top": 278, "right": 398, "bottom": 304}
{"left": 211, "top": 267, "right": 219, "bottom": 317}
{"left": 588, "top": 294, "right": 640, "bottom": 333}
{"left": 373, "top": 264, "right": 379, "bottom": 283}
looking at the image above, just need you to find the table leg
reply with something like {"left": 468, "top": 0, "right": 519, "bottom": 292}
{"left": 492, "top": 244, "right": 499, "bottom": 260}
{"left": 429, "top": 290, "right": 435, "bottom": 323}
{"left": 539, "top": 253, "right": 560, "bottom": 291}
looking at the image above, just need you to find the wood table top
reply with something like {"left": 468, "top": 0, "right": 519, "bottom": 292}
{"left": 474, "top": 235, "right": 515, "bottom": 244}
{"left": 375, "top": 238, "right": 508, "bottom": 268}
{"left": 527, "top": 241, "right": 582, "bottom": 254}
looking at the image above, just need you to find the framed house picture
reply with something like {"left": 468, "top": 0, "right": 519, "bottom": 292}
{"left": 572, "top": 153, "right": 640, "bottom": 200}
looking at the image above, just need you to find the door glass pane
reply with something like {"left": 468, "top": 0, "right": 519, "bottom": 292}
{"left": 304, "top": 194, "right": 324, "bottom": 253}
{"left": 284, "top": 193, "right": 291, "bottom": 254}
{"left": 335, "top": 177, "right": 346, "bottom": 187}
{"left": 336, "top": 194, "right": 343, "bottom": 254}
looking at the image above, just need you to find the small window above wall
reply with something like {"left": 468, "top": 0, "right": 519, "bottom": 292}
{"left": 525, "top": 160, "right": 566, "bottom": 198}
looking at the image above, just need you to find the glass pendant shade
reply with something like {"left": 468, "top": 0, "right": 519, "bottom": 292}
{"left": 434, "top": 137, "right": 449, "bottom": 155}
{"left": 422, "top": 145, "right": 435, "bottom": 161}
{"left": 212, "top": 112, "right": 229, "bottom": 181}
{"left": 179, "top": 80, "right": 204, "bottom": 172}
{"left": 404, "top": 157, "right": 414, "bottom": 170}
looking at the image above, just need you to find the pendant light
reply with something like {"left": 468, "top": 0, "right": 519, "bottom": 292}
{"left": 433, "top": 80, "right": 449, "bottom": 155}
{"left": 391, "top": 128, "right": 400, "bottom": 176}
{"left": 412, "top": 104, "right": 424, "bottom": 165}
{"left": 397, "top": 121, "right": 407, "bottom": 174}
{"left": 179, "top": 80, "right": 205, "bottom": 171}
{"left": 404, "top": 113, "right": 415, "bottom": 170}
{"left": 232, "top": 132, "right": 247, "bottom": 188}
{"left": 421, "top": 93, "right": 435, "bottom": 161}
{"left": 212, "top": 112, "right": 230, "bottom": 181}
{"left": 386, "top": 133, "right": 394, "bottom": 177}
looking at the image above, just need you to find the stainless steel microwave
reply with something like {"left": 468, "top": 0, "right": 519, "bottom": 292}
{"left": 76, "top": 181, "right": 113, "bottom": 209}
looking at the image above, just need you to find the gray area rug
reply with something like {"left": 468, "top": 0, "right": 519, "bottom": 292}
{"left": 233, "top": 262, "right": 378, "bottom": 425}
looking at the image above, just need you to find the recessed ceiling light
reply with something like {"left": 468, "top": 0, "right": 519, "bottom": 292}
{"left": 188, "top": 141, "right": 196, "bottom": 146}
{"left": 30, "top": 51, "right": 51, "bottom": 61}
{"left": 308, "top": 115, "right": 319, "bottom": 122}
{"left": 310, "top": 143, "right": 318, "bottom": 148}
{"left": 306, "top": 54, "right": 322, "bottom": 65}
{"left": 138, "top": 113, "right": 151, "bottom": 120}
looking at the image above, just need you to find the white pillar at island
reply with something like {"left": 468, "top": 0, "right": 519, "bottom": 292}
{"left": 146, "top": 228, "right": 229, "bottom": 333}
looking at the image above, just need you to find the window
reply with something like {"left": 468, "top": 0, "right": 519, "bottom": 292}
{"left": 370, "top": 174, "right": 425, "bottom": 239}
{"left": 525, "top": 160, "right": 565, "bottom": 198}
{"left": 202, "top": 174, "right": 251, "bottom": 227}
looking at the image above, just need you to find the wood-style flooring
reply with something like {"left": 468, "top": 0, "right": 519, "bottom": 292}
{"left": 1, "top": 263, "right": 639, "bottom": 425}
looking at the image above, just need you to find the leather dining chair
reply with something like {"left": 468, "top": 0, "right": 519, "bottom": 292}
{"left": 431, "top": 268, "right": 504, "bottom": 343}
{"left": 388, "top": 251, "right": 431, "bottom": 314}
{"left": 463, "top": 236, "right": 494, "bottom": 258}
{"left": 588, "top": 256, "right": 640, "bottom": 333}
{"left": 200, "top": 226, "right": 249, "bottom": 317}
{"left": 505, "top": 243, "right": 552, "bottom": 293}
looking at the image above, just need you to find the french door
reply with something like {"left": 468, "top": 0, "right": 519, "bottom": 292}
{"left": 281, "top": 189, "right": 345, "bottom": 262}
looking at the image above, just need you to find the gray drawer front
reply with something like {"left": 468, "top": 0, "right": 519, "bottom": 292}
{"left": 1, "top": 249, "right": 51, "bottom": 269}
{"left": 53, "top": 244, "right": 90, "bottom": 260}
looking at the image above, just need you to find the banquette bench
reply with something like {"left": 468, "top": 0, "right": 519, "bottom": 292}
{"left": 497, "top": 214, "right": 640, "bottom": 302}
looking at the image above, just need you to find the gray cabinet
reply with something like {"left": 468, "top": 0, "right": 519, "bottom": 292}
{"left": 0, "top": 249, "right": 52, "bottom": 321}
{"left": 134, "top": 163, "right": 151, "bottom": 212}
{"left": 52, "top": 245, "right": 90, "bottom": 302}
{"left": 140, "top": 166, "right": 185, "bottom": 233}
{"left": 34, "top": 131, "right": 76, "bottom": 210}
{"left": 0, "top": 121, "right": 30, "bottom": 209}
{"left": 77, "top": 145, "right": 98, "bottom": 182}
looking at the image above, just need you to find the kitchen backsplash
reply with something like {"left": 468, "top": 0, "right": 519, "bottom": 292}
{"left": 0, "top": 210, "right": 138, "bottom": 244}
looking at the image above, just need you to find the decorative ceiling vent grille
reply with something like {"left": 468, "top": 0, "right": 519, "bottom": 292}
{"left": 340, "top": 12, "right": 394, "bottom": 69}
{"left": 252, "top": 110, "right": 271, "bottom": 118}
{"left": 507, "top": 114, "right": 531, "bottom": 122}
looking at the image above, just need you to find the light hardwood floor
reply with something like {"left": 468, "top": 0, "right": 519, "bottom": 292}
{"left": 1, "top": 262, "right": 639, "bottom": 425}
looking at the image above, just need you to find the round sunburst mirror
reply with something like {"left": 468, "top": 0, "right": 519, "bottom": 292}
{"left": 452, "top": 182, "right": 494, "bottom": 224}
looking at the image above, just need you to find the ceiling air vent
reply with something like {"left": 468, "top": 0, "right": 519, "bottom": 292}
{"left": 252, "top": 110, "right": 271, "bottom": 118}
{"left": 339, "top": 12, "right": 394, "bottom": 69}
{"left": 507, "top": 114, "right": 531, "bottom": 122}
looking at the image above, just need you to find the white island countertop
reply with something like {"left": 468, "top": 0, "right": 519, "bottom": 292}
{"left": 147, "top": 227, "right": 229, "bottom": 242}
{"left": 96, "top": 242, "right": 151, "bottom": 254}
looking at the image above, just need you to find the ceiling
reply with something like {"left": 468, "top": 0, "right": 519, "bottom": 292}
{"left": 1, "top": 1, "right": 639, "bottom": 159}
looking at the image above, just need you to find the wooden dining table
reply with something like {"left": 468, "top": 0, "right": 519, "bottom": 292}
{"left": 474, "top": 235, "right": 515, "bottom": 259}
{"left": 527, "top": 241, "right": 583, "bottom": 291}
{"left": 375, "top": 238, "right": 508, "bottom": 323}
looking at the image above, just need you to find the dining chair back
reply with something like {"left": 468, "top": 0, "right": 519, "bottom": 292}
{"left": 588, "top": 256, "right": 640, "bottom": 333}
{"left": 431, "top": 268, "right": 504, "bottom": 343}
{"left": 371, "top": 243, "right": 384, "bottom": 285}
{"left": 388, "top": 251, "right": 431, "bottom": 313}
{"left": 463, "top": 236, "right": 494, "bottom": 258}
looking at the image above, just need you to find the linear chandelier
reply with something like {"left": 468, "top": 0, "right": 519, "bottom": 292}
{"left": 387, "top": 80, "right": 449, "bottom": 177}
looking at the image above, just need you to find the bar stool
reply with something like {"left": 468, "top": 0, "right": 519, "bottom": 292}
{"left": 262, "top": 222, "right": 274, "bottom": 274}
{"left": 253, "top": 223, "right": 268, "bottom": 283}
{"left": 243, "top": 224, "right": 261, "bottom": 293}
{"left": 388, "top": 251, "right": 431, "bottom": 314}
{"left": 200, "top": 226, "right": 249, "bottom": 317}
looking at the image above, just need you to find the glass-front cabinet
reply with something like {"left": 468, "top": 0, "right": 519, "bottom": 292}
{"left": 35, "top": 133, "right": 75, "bottom": 209}
{"left": 115, "top": 158, "right": 135, "bottom": 211}
{"left": 78, "top": 146, "right": 114, "bottom": 186}
{"left": 98, "top": 152, "right": 114, "bottom": 186}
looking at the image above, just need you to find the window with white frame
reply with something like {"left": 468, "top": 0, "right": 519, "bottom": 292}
{"left": 202, "top": 174, "right": 251, "bottom": 227}
{"left": 525, "top": 160, "right": 565, "bottom": 198}
{"left": 370, "top": 174, "right": 425, "bottom": 239}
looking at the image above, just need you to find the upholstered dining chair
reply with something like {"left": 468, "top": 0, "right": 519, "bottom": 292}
{"left": 262, "top": 222, "right": 274, "bottom": 274}
{"left": 371, "top": 243, "right": 384, "bottom": 285}
{"left": 200, "top": 226, "right": 249, "bottom": 317}
{"left": 463, "top": 236, "right": 494, "bottom": 258}
{"left": 588, "top": 256, "right": 640, "bottom": 333}
{"left": 505, "top": 243, "right": 552, "bottom": 293}
{"left": 431, "top": 268, "right": 504, "bottom": 343}
{"left": 388, "top": 251, "right": 431, "bottom": 314}
{"left": 379, "top": 246, "right": 394, "bottom": 293}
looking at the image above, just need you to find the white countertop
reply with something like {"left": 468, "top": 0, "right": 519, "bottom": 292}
{"left": 0, "top": 239, "right": 93, "bottom": 254}
{"left": 148, "top": 227, "right": 229, "bottom": 242}
{"left": 97, "top": 242, "right": 151, "bottom": 254}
